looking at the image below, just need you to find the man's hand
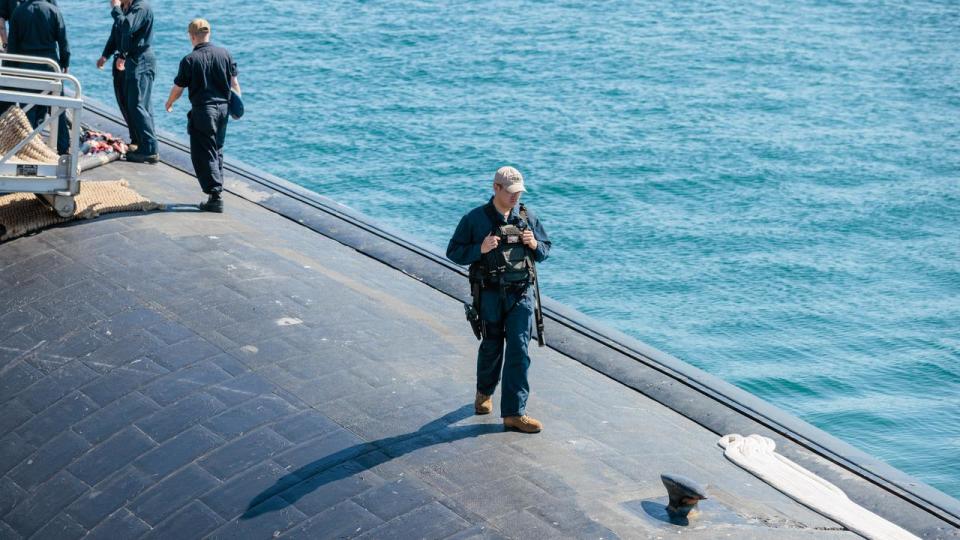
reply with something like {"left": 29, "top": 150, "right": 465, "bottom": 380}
{"left": 164, "top": 100, "right": 174, "bottom": 113}
{"left": 116, "top": 57, "right": 125, "bottom": 71}
{"left": 480, "top": 234, "right": 500, "bottom": 254}
{"left": 110, "top": 0, "right": 121, "bottom": 8}
{"left": 96, "top": 56, "right": 107, "bottom": 69}
{"left": 522, "top": 229, "right": 538, "bottom": 251}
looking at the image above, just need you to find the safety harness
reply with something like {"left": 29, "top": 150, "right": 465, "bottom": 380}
{"left": 465, "top": 202, "right": 545, "bottom": 345}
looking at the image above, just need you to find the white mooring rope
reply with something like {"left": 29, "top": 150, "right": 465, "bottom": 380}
{"left": 719, "top": 434, "right": 920, "bottom": 540}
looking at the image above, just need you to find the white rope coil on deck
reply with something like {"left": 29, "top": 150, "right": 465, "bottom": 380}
{"left": 719, "top": 434, "right": 920, "bottom": 540}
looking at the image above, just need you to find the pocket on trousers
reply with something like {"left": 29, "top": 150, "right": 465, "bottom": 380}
{"left": 189, "top": 108, "right": 218, "bottom": 137}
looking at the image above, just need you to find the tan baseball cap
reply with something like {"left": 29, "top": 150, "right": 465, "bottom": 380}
{"left": 188, "top": 18, "right": 211, "bottom": 36}
{"left": 493, "top": 166, "right": 527, "bottom": 193}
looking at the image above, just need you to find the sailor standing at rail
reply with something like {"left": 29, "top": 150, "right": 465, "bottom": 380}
{"left": 5, "top": 0, "right": 70, "bottom": 154}
{"left": 109, "top": 0, "right": 158, "bottom": 163}
{"left": 96, "top": 0, "right": 136, "bottom": 149}
{"left": 447, "top": 166, "right": 551, "bottom": 433}
{"left": 164, "top": 18, "right": 240, "bottom": 213}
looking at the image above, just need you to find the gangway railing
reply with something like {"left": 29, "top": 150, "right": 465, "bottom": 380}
{"left": 0, "top": 53, "right": 83, "bottom": 217}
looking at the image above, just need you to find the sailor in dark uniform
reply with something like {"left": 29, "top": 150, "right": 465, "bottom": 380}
{"left": 5, "top": 0, "right": 70, "bottom": 154}
{"left": 110, "top": 0, "right": 158, "bottom": 163}
{"left": 446, "top": 166, "right": 552, "bottom": 433}
{"left": 0, "top": 0, "right": 56, "bottom": 51}
{"left": 97, "top": 0, "right": 135, "bottom": 148}
{"left": 164, "top": 18, "right": 240, "bottom": 213}
{"left": 0, "top": 0, "right": 25, "bottom": 115}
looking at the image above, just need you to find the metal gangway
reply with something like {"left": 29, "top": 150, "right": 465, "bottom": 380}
{"left": 0, "top": 52, "right": 83, "bottom": 217}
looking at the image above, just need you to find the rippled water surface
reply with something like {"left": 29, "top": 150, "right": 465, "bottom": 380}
{"left": 61, "top": 0, "right": 959, "bottom": 497}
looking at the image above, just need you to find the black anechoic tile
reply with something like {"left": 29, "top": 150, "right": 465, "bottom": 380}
{"left": 208, "top": 353, "right": 249, "bottom": 377}
{"left": 271, "top": 429, "right": 370, "bottom": 482}
{"left": 203, "top": 395, "right": 298, "bottom": 440}
{"left": 205, "top": 495, "right": 307, "bottom": 540}
{"left": 79, "top": 359, "right": 168, "bottom": 406}
{"left": 20, "top": 361, "right": 100, "bottom": 413}
{"left": 128, "top": 465, "right": 221, "bottom": 526}
{"left": 146, "top": 319, "right": 197, "bottom": 345}
{"left": 0, "top": 399, "right": 32, "bottom": 437}
{"left": 270, "top": 411, "right": 341, "bottom": 444}
{"left": 73, "top": 392, "right": 161, "bottom": 444}
{"left": 67, "top": 426, "right": 156, "bottom": 486}
{"left": 135, "top": 392, "right": 228, "bottom": 443}
{"left": 141, "top": 501, "right": 224, "bottom": 540}
{"left": 201, "top": 461, "right": 301, "bottom": 520}
{"left": 35, "top": 331, "right": 106, "bottom": 364}
{"left": 354, "top": 501, "right": 471, "bottom": 540}
{"left": 0, "top": 477, "right": 26, "bottom": 517}
{"left": 227, "top": 337, "right": 304, "bottom": 371}
{"left": 4, "top": 471, "right": 87, "bottom": 538}
{"left": 198, "top": 428, "right": 292, "bottom": 480}
{"left": 16, "top": 391, "right": 99, "bottom": 447}
{"left": 352, "top": 476, "right": 439, "bottom": 522}
{"left": 140, "top": 360, "right": 233, "bottom": 406}
{"left": 0, "top": 307, "right": 44, "bottom": 341}
{"left": 66, "top": 466, "right": 153, "bottom": 529}
{"left": 149, "top": 337, "right": 224, "bottom": 371}
{"left": 133, "top": 424, "right": 223, "bottom": 480}
{"left": 279, "top": 500, "right": 384, "bottom": 540}
{"left": 31, "top": 512, "right": 86, "bottom": 540}
{"left": 84, "top": 509, "right": 150, "bottom": 540}
{"left": 88, "top": 331, "right": 165, "bottom": 371}
{"left": 93, "top": 308, "right": 169, "bottom": 339}
{"left": 204, "top": 371, "right": 275, "bottom": 407}
{"left": 279, "top": 460, "right": 384, "bottom": 518}
{"left": 0, "top": 432, "right": 36, "bottom": 477}
{"left": 7, "top": 430, "right": 91, "bottom": 491}
{"left": 0, "top": 360, "right": 44, "bottom": 404}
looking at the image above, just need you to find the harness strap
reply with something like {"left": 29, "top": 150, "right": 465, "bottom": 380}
{"left": 475, "top": 202, "right": 535, "bottom": 341}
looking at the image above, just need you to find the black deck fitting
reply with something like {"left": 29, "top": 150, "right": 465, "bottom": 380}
{"left": 661, "top": 473, "right": 708, "bottom": 518}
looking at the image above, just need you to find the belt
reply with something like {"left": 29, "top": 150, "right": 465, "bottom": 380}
{"left": 482, "top": 281, "right": 529, "bottom": 292}
{"left": 126, "top": 46, "right": 153, "bottom": 59}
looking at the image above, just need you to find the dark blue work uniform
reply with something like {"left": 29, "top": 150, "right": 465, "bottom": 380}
{"left": 100, "top": 17, "right": 134, "bottom": 145}
{"left": 111, "top": 0, "right": 157, "bottom": 156}
{"left": 174, "top": 42, "right": 237, "bottom": 195}
{"left": 0, "top": 0, "right": 56, "bottom": 34}
{"left": 0, "top": 0, "right": 57, "bottom": 53}
{"left": 447, "top": 199, "right": 551, "bottom": 418}
{"left": 6, "top": 0, "right": 69, "bottom": 154}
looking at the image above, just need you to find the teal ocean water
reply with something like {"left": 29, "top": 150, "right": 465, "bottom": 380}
{"left": 62, "top": 1, "right": 959, "bottom": 497}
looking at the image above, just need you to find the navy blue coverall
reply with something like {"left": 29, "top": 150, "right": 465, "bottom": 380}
{"left": 447, "top": 199, "right": 551, "bottom": 417}
{"left": 100, "top": 19, "right": 134, "bottom": 145}
{"left": 174, "top": 42, "right": 238, "bottom": 195}
{"left": 0, "top": 0, "right": 56, "bottom": 114}
{"left": 6, "top": 0, "right": 69, "bottom": 154}
{"left": 111, "top": 0, "right": 157, "bottom": 156}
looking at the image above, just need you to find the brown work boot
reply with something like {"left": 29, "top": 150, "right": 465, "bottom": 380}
{"left": 503, "top": 415, "right": 543, "bottom": 433}
{"left": 474, "top": 392, "right": 493, "bottom": 415}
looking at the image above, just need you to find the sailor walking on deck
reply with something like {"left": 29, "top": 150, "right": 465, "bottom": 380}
{"left": 164, "top": 18, "right": 240, "bottom": 213}
{"left": 447, "top": 166, "right": 551, "bottom": 433}
{"left": 109, "top": 0, "right": 158, "bottom": 163}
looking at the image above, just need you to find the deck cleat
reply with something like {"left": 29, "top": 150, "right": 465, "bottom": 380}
{"left": 660, "top": 473, "right": 708, "bottom": 518}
